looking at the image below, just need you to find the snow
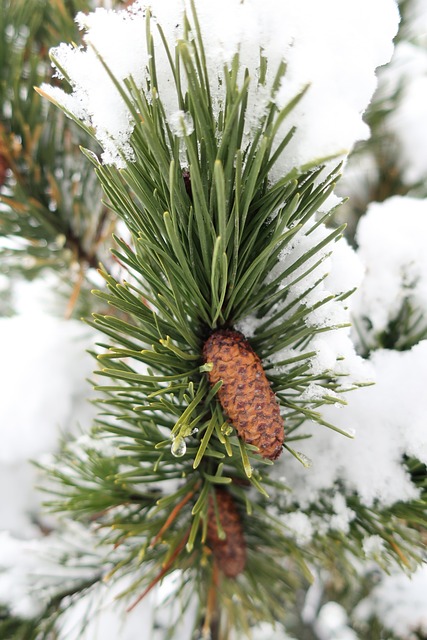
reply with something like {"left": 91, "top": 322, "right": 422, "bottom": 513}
{"left": 233, "top": 622, "right": 297, "bottom": 640}
{"left": 58, "top": 569, "right": 198, "bottom": 640}
{"left": 371, "top": 41, "right": 427, "bottom": 185}
{"left": 0, "top": 524, "right": 105, "bottom": 619}
{"left": 284, "top": 511, "right": 314, "bottom": 545}
{"left": 3, "top": 0, "right": 427, "bottom": 635}
{"left": 400, "top": 0, "right": 427, "bottom": 47}
{"left": 0, "top": 276, "right": 96, "bottom": 535}
{"left": 323, "top": 236, "right": 365, "bottom": 300}
{"left": 315, "top": 602, "right": 359, "bottom": 640}
{"left": 168, "top": 111, "right": 194, "bottom": 138}
{"left": 275, "top": 201, "right": 427, "bottom": 513}
{"left": 0, "top": 532, "right": 48, "bottom": 618}
{"left": 386, "top": 73, "right": 427, "bottom": 184}
{"left": 362, "top": 535, "right": 385, "bottom": 559}
{"left": 278, "top": 340, "right": 427, "bottom": 508}
{"left": 375, "top": 41, "right": 427, "bottom": 106}
{"left": 337, "top": 37, "right": 427, "bottom": 201}
{"left": 57, "top": 576, "right": 156, "bottom": 640}
{"left": 268, "top": 228, "right": 371, "bottom": 401}
{"left": 352, "top": 196, "right": 427, "bottom": 341}
{"left": 339, "top": 0, "right": 427, "bottom": 191}
{"left": 0, "top": 314, "right": 95, "bottom": 464}
{"left": 335, "top": 151, "right": 379, "bottom": 213}
{"left": 286, "top": 492, "right": 356, "bottom": 540}
{"left": 354, "top": 564, "right": 427, "bottom": 639}
{"left": 42, "top": 0, "right": 399, "bottom": 172}
{"left": 0, "top": 463, "right": 46, "bottom": 538}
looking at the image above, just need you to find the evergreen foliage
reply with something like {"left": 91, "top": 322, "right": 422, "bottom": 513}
{"left": 0, "top": 0, "right": 426, "bottom": 639}
{"left": 0, "top": 0, "right": 113, "bottom": 317}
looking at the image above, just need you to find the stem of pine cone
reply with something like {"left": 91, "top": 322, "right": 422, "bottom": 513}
{"left": 209, "top": 611, "right": 221, "bottom": 640}
{"left": 202, "top": 562, "right": 221, "bottom": 640}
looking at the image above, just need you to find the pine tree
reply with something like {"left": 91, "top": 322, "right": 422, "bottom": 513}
{"left": 1, "top": 1, "right": 426, "bottom": 639}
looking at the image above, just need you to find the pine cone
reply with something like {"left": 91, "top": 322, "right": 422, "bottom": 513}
{"left": 207, "top": 488, "right": 246, "bottom": 578}
{"left": 203, "top": 329, "right": 284, "bottom": 460}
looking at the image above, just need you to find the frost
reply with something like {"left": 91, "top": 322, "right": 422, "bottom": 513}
{"left": 42, "top": 0, "right": 399, "bottom": 171}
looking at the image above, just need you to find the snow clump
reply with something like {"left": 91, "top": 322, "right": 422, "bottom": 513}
{"left": 41, "top": 0, "right": 399, "bottom": 172}
{"left": 354, "top": 564, "right": 427, "bottom": 639}
{"left": 352, "top": 195, "right": 427, "bottom": 343}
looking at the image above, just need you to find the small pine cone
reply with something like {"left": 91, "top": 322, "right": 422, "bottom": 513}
{"left": 207, "top": 488, "right": 246, "bottom": 578}
{"left": 203, "top": 329, "right": 284, "bottom": 460}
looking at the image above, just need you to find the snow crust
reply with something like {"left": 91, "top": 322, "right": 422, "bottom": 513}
{"left": 42, "top": 0, "right": 399, "bottom": 171}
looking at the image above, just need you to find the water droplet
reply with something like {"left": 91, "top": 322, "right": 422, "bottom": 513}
{"left": 171, "top": 436, "right": 187, "bottom": 457}
{"left": 191, "top": 427, "right": 199, "bottom": 435}
{"left": 297, "top": 452, "right": 312, "bottom": 468}
{"left": 221, "top": 423, "right": 233, "bottom": 436}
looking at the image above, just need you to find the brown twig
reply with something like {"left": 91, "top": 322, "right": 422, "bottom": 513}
{"left": 127, "top": 530, "right": 190, "bottom": 612}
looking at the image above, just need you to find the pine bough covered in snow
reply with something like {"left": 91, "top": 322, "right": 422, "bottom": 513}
{"left": 1, "top": 0, "right": 426, "bottom": 639}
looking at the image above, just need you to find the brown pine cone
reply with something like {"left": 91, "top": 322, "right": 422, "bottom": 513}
{"left": 203, "top": 329, "right": 284, "bottom": 460}
{"left": 207, "top": 488, "right": 246, "bottom": 578}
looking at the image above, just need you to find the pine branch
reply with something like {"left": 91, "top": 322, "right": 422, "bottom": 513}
{"left": 28, "top": 2, "right": 427, "bottom": 637}
{"left": 0, "top": 0, "right": 112, "bottom": 301}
